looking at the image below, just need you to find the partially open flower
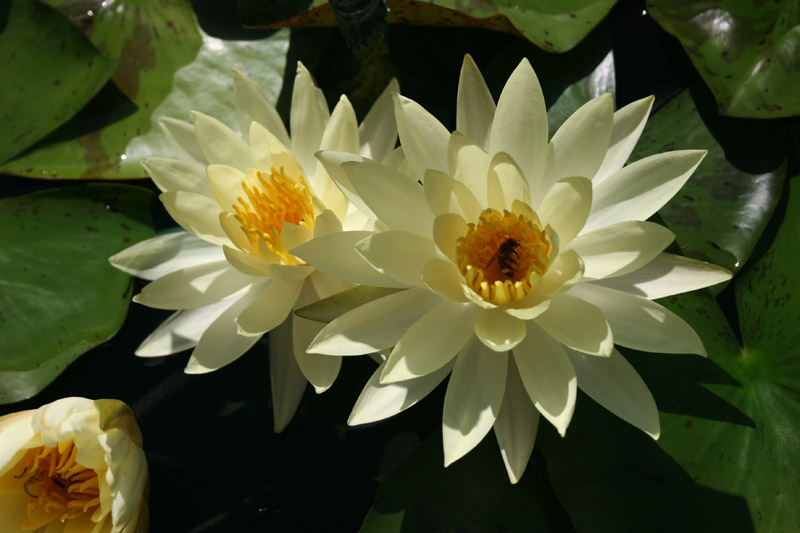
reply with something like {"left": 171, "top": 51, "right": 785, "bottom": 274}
{"left": 0, "top": 398, "right": 148, "bottom": 532}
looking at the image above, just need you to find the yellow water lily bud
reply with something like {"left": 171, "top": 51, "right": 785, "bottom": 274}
{"left": 0, "top": 397, "right": 148, "bottom": 532}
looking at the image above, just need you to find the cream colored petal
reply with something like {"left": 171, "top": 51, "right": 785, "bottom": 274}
{"left": 207, "top": 164, "right": 246, "bottom": 214}
{"left": 184, "top": 285, "right": 263, "bottom": 373}
{"left": 422, "top": 258, "right": 468, "bottom": 302}
{"left": 133, "top": 260, "right": 256, "bottom": 310}
{"left": 110, "top": 231, "right": 223, "bottom": 281}
{"left": 237, "top": 278, "right": 303, "bottom": 336}
{"left": 349, "top": 360, "right": 453, "bottom": 425}
{"left": 312, "top": 95, "right": 358, "bottom": 214}
{"left": 280, "top": 221, "right": 313, "bottom": 251}
{"left": 344, "top": 160, "right": 433, "bottom": 236}
{"left": 493, "top": 358, "right": 539, "bottom": 484}
{"left": 359, "top": 78, "right": 399, "bottom": 162}
{"left": 394, "top": 94, "right": 450, "bottom": 177}
{"left": 142, "top": 157, "right": 209, "bottom": 196}
{"left": 269, "top": 319, "right": 308, "bottom": 432}
{"left": 442, "top": 337, "right": 507, "bottom": 466}
{"left": 0, "top": 413, "right": 36, "bottom": 476}
{"left": 267, "top": 135, "right": 304, "bottom": 180}
{"left": 432, "top": 213, "right": 467, "bottom": 262}
{"left": 594, "top": 95, "right": 654, "bottom": 184}
{"left": 489, "top": 58, "right": 547, "bottom": 182}
{"left": 457, "top": 54, "right": 495, "bottom": 148}
{"left": 292, "top": 230, "right": 405, "bottom": 287}
{"left": 308, "top": 288, "right": 439, "bottom": 355}
{"left": 447, "top": 132, "right": 490, "bottom": 206}
{"left": 537, "top": 176, "right": 592, "bottom": 246}
{"left": 191, "top": 111, "right": 253, "bottom": 170}
{"left": 514, "top": 322, "right": 577, "bottom": 436}
{"left": 566, "top": 347, "right": 660, "bottom": 438}
{"left": 585, "top": 149, "right": 707, "bottom": 232}
{"left": 246, "top": 121, "right": 275, "bottom": 172}
{"left": 223, "top": 245, "right": 272, "bottom": 276}
{"left": 313, "top": 209, "right": 343, "bottom": 238}
{"left": 160, "top": 190, "right": 229, "bottom": 246}
{"left": 503, "top": 295, "right": 551, "bottom": 320}
{"left": 593, "top": 252, "right": 732, "bottom": 299}
{"left": 540, "top": 93, "right": 614, "bottom": 195}
{"left": 159, "top": 117, "right": 206, "bottom": 164}
{"left": 218, "top": 211, "right": 264, "bottom": 258}
{"left": 356, "top": 230, "right": 440, "bottom": 287}
{"left": 316, "top": 150, "right": 374, "bottom": 220}
{"left": 568, "top": 220, "right": 675, "bottom": 281}
{"left": 232, "top": 68, "right": 290, "bottom": 147}
{"left": 569, "top": 283, "right": 706, "bottom": 355}
{"left": 292, "top": 283, "right": 341, "bottom": 393}
{"left": 381, "top": 301, "right": 478, "bottom": 383}
{"left": 425, "top": 170, "right": 482, "bottom": 222}
{"left": 135, "top": 299, "right": 236, "bottom": 356}
{"left": 487, "top": 152, "right": 529, "bottom": 212}
{"left": 537, "top": 249, "right": 584, "bottom": 296}
{"left": 290, "top": 62, "right": 329, "bottom": 175}
{"left": 474, "top": 308, "right": 525, "bottom": 352}
{"left": 267, "top": 263, "right": 314, "bottom": 285}
{"left": 308, "top": 269, "right": 353, "bottom": 300}
{"left": 534, "top": 293, "right": 613, "bottom": 356}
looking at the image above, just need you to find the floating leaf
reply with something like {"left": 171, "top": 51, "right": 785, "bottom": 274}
{"left": 0, "top": 0, "right": 116, "bottom": 164}
{"left": 0, "top": 184, "right": 153, "bottom": 404}
{"left": 647, "top": 0, "right": 800, "bottom": 118}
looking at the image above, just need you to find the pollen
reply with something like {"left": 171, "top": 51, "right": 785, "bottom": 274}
{"left": 0, "top": 441, "right": 101, "bottom": 529}
{"left": 455, "top": 208, "right": 552, "bottom": 305}
{"left": 233, "top": 166, "right": 315, "bottom": 265}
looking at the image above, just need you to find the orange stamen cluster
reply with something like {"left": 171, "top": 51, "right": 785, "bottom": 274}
{"left": 233, "top": 166, "right": 315, "bottom": 265}
{"left": 7, "top": 441, "right": 101, "bottom": 529}
{"left": 456, "top": 208, "right": 552, "bottom": 305}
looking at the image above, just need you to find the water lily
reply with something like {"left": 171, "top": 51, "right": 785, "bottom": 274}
{"left": 295, "top": 55, "right": 732, "bottom": 482}
{"left": 0, "top": 397, "right": 148, "bottom": 532}
{"left": 110, "top": 63, "right": 398, "bottom": 431}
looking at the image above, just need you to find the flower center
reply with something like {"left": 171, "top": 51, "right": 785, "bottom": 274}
{"left": 456, "top": 208, "right": 552, "bottom": 305}
{"left": 233, "top": 166, "right": 315, "bottom": 265}
{"left": 2, "top": 441, "right": 101, "bottom": 529}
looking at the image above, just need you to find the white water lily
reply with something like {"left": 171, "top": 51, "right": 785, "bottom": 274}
{"left": 0, "top": 398, "right": 148, "bottom": 532}
{"left": 110, "top": 63, "right": 398, "bottom": 432}
{"left": 296, "top": 55, "right": 732, "bottom": 482}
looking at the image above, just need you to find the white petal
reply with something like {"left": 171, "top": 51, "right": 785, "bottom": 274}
{"left": 269, "top": 319, "right": 308, "bottom": 432}
{"left": 191, "top": 111, "right": 253, "bottom": 169}
{"left": 593, "top": 253, "right": 732, "bottom": 299}
{"left": 425, "top": 170, "right": 482, "bottom": 223}
{"left": 219, "top": 211, "right": 263, "bottom": 257}
{"left": 432, "top": 213, "right": 468, "bottom": 262}
{"left": 394, "top": 94, "right": 450, "bottom": 177}
{"left": 290, "top": 62, "right": 329, "bottom": 175}
{"left": 358, "top": 78, "right": 399, "bottom": 162}
{"left": 292, "top": 295, "right": 341, "bottom": 393}
{"left": 537, "top": 176, "right": 592, "bottom": 246}
{"left": 585, "top": 150, "right": 707, "bottom": 232}
{"left": 457, "top": 54, "right": 495, "bottom": 148}
{"left": 207, "top": 164, "right": 246, "bottom": 214}
{"left": 381, "top": 301, "right": 478, "bottom": 383}
{"left": 568, "top": 220, "right": 675, "bottom": 281}
{"left": 134, "top": 260, "right": 256, "bottom": 310}
{"left": 313, "top": 95, "right": 358, "bottom": 214}
{"left": 422, "top": 258, "right": 468, "bottom": 302}
{"left": 487, "top": 152, "right": 529, "bottom": 212}
{"left": 279, "top": 222, "right": 313, "bottom": 252}
{"left": 493, "top": 358, "right": 539, "bottom": 483}
{"left": 223, "top": 245, "right": 272, "bottom": 276}
{"left": 268, "top": 263, "right": 314, "bottom": 285}
{"left": 315, "top": 150, "right": 375, "bottom": 219}
{"left": 237, "top": 278, "right": 303, "bottom": 335}
{"left": 135, "top": 299, "right": 233, "bottom": 356}
{"left": 534, "top": 293, "right": 613, "bottom": 356}
{"left": 313, "top": 209, "right": 343, "bottom": 238}
{"left": 292, "top": 230, "right": 406, "bottom": 287}
{"left": 232, "top": 68, "right": 290, "bottom": 147}
{"left": 474, "top": 308, "right": 525, "bottom": 352}
{"left": 142, "top": 157, "right": 209, "bottom": 196}
{"left": 594, "top": 95, "right": 655, "bottom": 184}
{"left": 356, "top": 231, "right": 439, "bottom": 287}
{"left": 159, "top": 117, "right": 206, "bottom": 164}
{"left": 566, "top": 347, "right": 660, "bottom": 438}
{"left": 344, "top": 160, "right": 433, "bottom": 236}
{"left": 537, "top": 249, "right": 584, "bottom": 296}
{"left": 349, "top": 359, "right": 453, "bottom": 425}
{"left": 160, "top": 190, "right": 229, "bottom": 246}
{"left": 442, "top": 338, "right": 507, "bottom": 466}
{"left": 447, "top": 132, "right": 490, "bottom": 206}
{"left": 110, "top": 231, "right": 223, "bottom": 281}
{"left": 569, "top": 283, "right": 706, "bottom": 355}
{"left": 514, "top": 322, "right": 576, "bottom": 436}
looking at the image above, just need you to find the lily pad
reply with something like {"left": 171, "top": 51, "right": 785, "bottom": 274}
{"left": 647, "top": 0, "right": 800, "bottom": 118}
{"left": 634, "top": 90, "right": 786, "bottom": 276}
{"left": 536, "top": 172, "right": 800, "bottom": 531}
{"left": 0, "top": 0, "right": 117, "bottom": 164}
{"left": 0, "top": 184, "right": 153, "bottom": 404}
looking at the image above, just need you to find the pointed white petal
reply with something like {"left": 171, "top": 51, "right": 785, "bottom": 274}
{"left": 160, "top": 191, "right": 229, "bottom": 246}
{"left": 457, "top": 54, "right": 495, "bottom": 148}
{"left": 594, "top": 95, "right": 654, "bottom": 184}
{"left": 135, "top": 300, "right": 233, "bottom": 356}
{"left": 313, "top": 95, "right": 358, "bottom": 213}
{"left": 313, "top": 209, "right": 343, "bottom": 238}
{"left": 534, "top": 293, "right": 613, "bottom": 356}
{"left": 514, "top": 322, "right": 577, "bottom": 436}
{"left": 110, "top": 231, "right": 223, "bottom": 281}
{"left": 207, "top": 164, "right": 246, "bottom": 214}
{"left": 191, "top": 111, "right": 253, "bottom": 169}
{"left": 315, "top": 150, "right": 375, "bottom": 219}
{"left": 537, "top": 176, "right": 592, "bottom": 246}
{"left": 422, "top": 258, "right": 468, "bottom": 302}
{"left": 356, "top": 231, "right": 439, "bottom": 287}
{"left": 487, "top": 152, "right": 529, "bottom": 212}
{"left": 290, "top": 62, "right": 329, "bottom": 175}
{"left": 358, "top": 78, "right": 399, "bottom": 162}
{"left": 142, "top": 157, "right": 209, "bottom": 196}
{"left": 425, "top": 170, "right": 482, "bottom": 223}
{"left": 537, "top": 249, "right": 584, "bottom": 296}
{"left": 269, "top": 319, "right": 308, "bottom": 432}
{"left": 442, "top": 338, "right": 507, "bottom": 466}
{"left": 232, "top": 68, "right": 290, "bottom": 147}
{"left": 566, "top": 347, "right": 660, "bottom": 438}
{"left": 279, "top": 222, "right": 313, "bottom": 252}
{"left": 394, "top": 94, "right": 450, "bottom": 177}
{"left": 293, "top": 310, "right": 341, "bottom": 393}
{"left": 237, "top": 279, "right": 303, "bottom": 335}
{"left": 447, "top": 132, "right": 490, "bottom": 206}
{"left": 159, "top": 117, "right": 206, "bottom": 164}
{"left": 474, "top": 308, "right": 525, "bottom": 352}
{"left": 432, "top": 213, "right": 468, "bottom": 262}
{"left": 493, "top": 357, "right": 540, "bottom": 483}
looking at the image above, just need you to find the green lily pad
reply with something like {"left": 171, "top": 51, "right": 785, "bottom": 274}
{"left": 536, "top": 172, "right": 800, "bottom": 531}
{"left": 0, "top": 184, "right": 153, "bottom": 404}
{"left": 0, "top": 0, "right": 117, "bottom": 165}
{"left": 647, "top": 0, "right": 800, "bottom": 118}
{"left": 547, "top": 51, "right": 615, "bottom": 134}
{"left": 634, "top": 90, "right": 786, "bottom": 276}
{"left": 361, "top": 431, "right": 575, "bottom": 532}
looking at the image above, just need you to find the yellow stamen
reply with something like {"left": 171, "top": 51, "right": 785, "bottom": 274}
{"left": 233, "top": 166, "right": 315, "bottom": 265}
{"left": 456, "top": 208, "right": 552, "bottom": 305}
